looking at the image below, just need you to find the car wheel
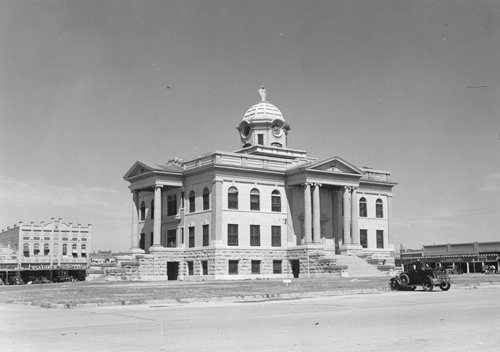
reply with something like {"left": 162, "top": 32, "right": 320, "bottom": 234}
{"left": 422, "top": 277, "right": 433, "bottom": 291}
{"left": 439, "top": 282, "right": 451, "bottom": 291}
{"left": 390, "top": 278, "right": 400, "bottom": 290}
{"left": 399, "top": 273, "right": 410, "bottom": 286}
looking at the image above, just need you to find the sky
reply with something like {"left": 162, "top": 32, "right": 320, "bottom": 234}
{"left": 1, "top": 0, "right": 499, "bottom": 252}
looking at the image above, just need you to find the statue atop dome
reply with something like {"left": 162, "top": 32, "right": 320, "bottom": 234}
{"left": 258, "top": 86, "right": 267, "bottom": 102}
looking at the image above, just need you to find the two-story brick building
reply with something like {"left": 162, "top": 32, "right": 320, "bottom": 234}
{"left": 0, "top": 218, "right": 91, "bottom": 282}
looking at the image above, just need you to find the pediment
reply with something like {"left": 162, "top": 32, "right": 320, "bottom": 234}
{"left": 123, "top": 160, "right": 184, "bottom": 180}
{"left": 307, "top": 157, "right": 363, "bottom": 175}
{"left": 123, "top": 161, "right": 155, "bottom": 180}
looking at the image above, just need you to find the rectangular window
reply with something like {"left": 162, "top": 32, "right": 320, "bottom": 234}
{"left": 251, "top": 260, "right": 261, "bottom": 274}
{"left": 376, "top": 230, "right": 384, "bottom": 248}
{"left": 201, "top": 260, "right": 208, "bottom": 275}
{"left": 273, "top": 260, "right": 282, "bottom": 274}
{"left": 271, "top": 195, "right": 281, "bottom": 212}
{"left": 228, "top": 188, "right": 238, "bottom": 210}
{"left": 271, "top": 226, "right": 281, "bottom": 247}
{"left": 187, "top": 261, "right": 194, "bottom": 275}
{"left": 167, "top": 229, "right": 177, "bottom": 248}
{"left": 181, "top": 228, "right": 184, "bottom": 244}
{"left": 167, "top": 194, "right": 177, "bottom": 216}
{"left": 257, "top": 134, "right": 264, "bottom": 145}
{"left": 150, "top": 232, "right": 154, "bottom": 247}
{"left": 376, "top": 203, "right": 383, "bottom": 218}
{"left": 189, "top": 226, "right": 195, "bottom": 248}
{"left": 228, "top": 260, "right": 239, "bottom": 275}
{"left": 228, "top": 224, "right": 238, "bottom": 246}
{"left": 359, "top": 201, "right": 367, "bottom": 217}
{"left": 250, "top": 194, "right": 260, "bottom": 210}
{"left": 189, "top": 192, "right": 195, "bottom": 212}
{"left": 360, "top": 229, "right": 368, "bottom": 248}
{"left": 202, "top": 224, "right": 209, "bottom": 246}
{"left": 203, "top": 190, "right": 210, "bottom": 210}
{"left": 250, "top": 225, "right": 260, "bottom": 246}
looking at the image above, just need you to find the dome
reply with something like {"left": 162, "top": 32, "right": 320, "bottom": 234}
{"left": 243, "top": 101, "right": 284, "bottom": 122}
{"left": 242, "top": 86, "right": 285, "bottom": 123}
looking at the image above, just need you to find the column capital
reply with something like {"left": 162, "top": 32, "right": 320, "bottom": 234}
{"left": 154, "top": 184, "right": 164, "bottom": 190}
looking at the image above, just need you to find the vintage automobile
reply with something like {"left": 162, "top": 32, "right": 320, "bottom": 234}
{"left": 390, "top": 261, "right": 451, "bottom": 291}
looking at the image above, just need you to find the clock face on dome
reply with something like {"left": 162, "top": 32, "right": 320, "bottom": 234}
{"left": 240, "top": 122, "right": 251, "bottom": 138}
{"left": 272, "top": 125, "right": 283, "bottom": 137}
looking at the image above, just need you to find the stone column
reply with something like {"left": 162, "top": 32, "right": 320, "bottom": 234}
{"left": 151, "top": 185, "right": 163, "bottom": 247}
{"left": 304, "top": 183, "right": 312, "bottom": 244}
{"left": 343, "top": 187, "right": 351, "bottom": 244}
{"left": 130, "top": 191, "right": 140, "bottom": 251}
{"left": 351, "top": 187, "right": 359, "bottom": 245}
{"left": 312, "top": 183, "right": 321, "bottom": 243}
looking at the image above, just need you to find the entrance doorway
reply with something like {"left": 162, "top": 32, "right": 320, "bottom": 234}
{"left": 167, "top": 262, "right": 179, "bottom": 280}
{"left": 139, "top": 233, "right": 145, "bottom": 250}
{"left": 290, "top": 260, "right": 300, "bottom": 278}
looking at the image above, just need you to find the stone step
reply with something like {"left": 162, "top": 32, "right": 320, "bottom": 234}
{"left": 334, "top": 255, "right": 387, "bottom": 277}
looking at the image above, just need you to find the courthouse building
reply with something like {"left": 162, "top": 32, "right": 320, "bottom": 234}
{"left": 0, "top": 218, "right": 91, "bottom": 282}
{"left": 123, "top": 88, "right": 397, "bottom": 280}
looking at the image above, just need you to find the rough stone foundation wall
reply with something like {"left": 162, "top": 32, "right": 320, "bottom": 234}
{"left": 90, "top": 246, "right": 362, "bottom": 281}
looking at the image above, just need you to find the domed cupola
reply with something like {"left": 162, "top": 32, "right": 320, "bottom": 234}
{"left": 237, "top": 87, "right": 290, "bottom": 149}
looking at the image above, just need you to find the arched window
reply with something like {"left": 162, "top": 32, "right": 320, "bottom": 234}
{"left": 140, "top": 201, "right": 146, "bottom": 221}
{"left": 359, "top": 197, "right": 367, "bottom": 217}
{"left": 150, "top": 200, "right": 154, "bottom": 219}
{"left": 44, "top": 243, "right": 50, "bottom": 255}
{"left": 33, "top": 243, "right": 40, "bottom": 255}
{"left": 271, "top": 190, "right": 281, "bottom": 212}
{"left": 376, "top": 199, "right": 383, "bottom": 218}
{"left": 23, "top": 243, "right": 30, "bottom": 257}
{"left": 250, "top": 188, "right": 260, "bottom": 211}
{"left": 228, "top": 186, "right": 238, "bottom": 209}
{"left": 189, "top": 191, "right": 195, "bottom": 212}
{"left": 72, "top": 244, "right": 77, "bottom": 250}
{"left": 81, "top": 244, "right": 86, "bottom": 251}
{"left": 62, "top": 244, "right": 67, "bottom": 256}
{"left": 203, "top": 188, "right": 210, "bottom": 210}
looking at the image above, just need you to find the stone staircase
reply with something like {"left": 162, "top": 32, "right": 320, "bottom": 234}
{"left": 334, "top": 255, "right": 388, "bottom": 277}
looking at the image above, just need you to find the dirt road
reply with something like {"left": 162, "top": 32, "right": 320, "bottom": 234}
{"left": 1, "top": 286, "right": 499, "bottom": 351}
